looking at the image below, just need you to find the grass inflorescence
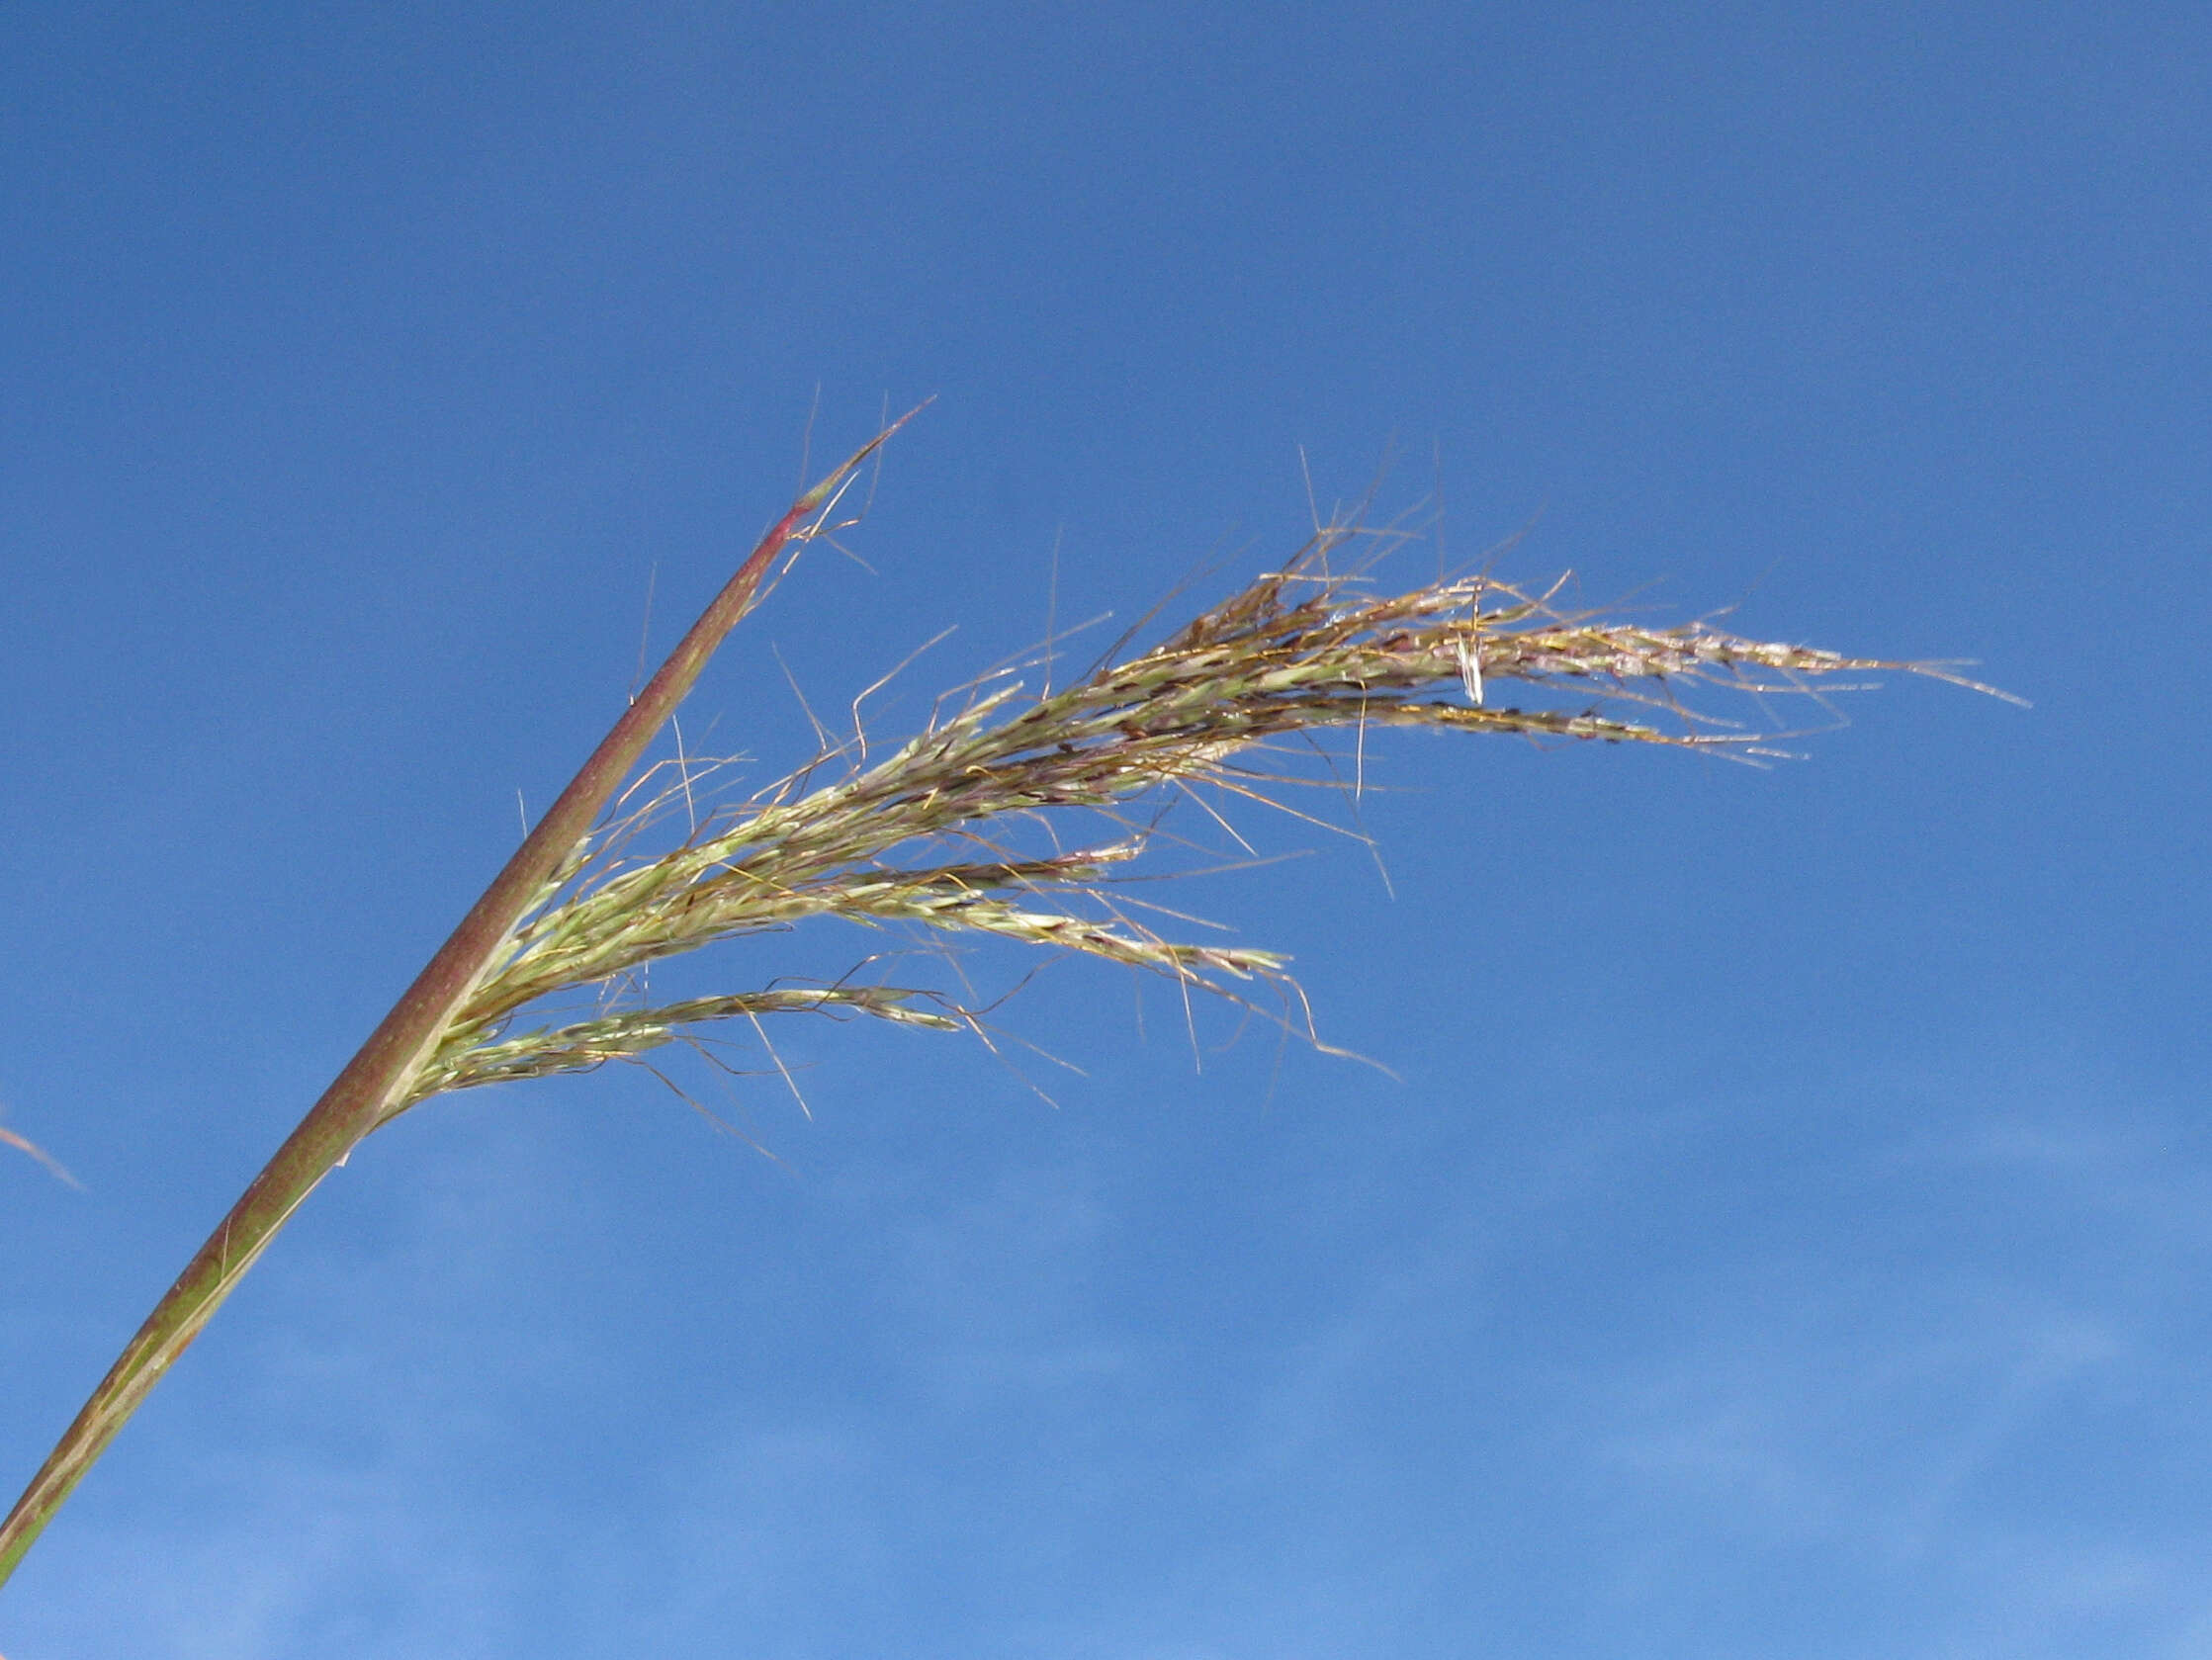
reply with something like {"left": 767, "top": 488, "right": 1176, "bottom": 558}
{"left": 0, "top": 421, "right": 2015, "bottom": 1587}
{"left": 398, "top": 513, "right": 2006, "bottom": 1111}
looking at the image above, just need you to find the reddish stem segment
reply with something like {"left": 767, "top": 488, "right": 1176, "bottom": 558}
{"left": 0, "top": 411, "right": 919, "bottom": 1586}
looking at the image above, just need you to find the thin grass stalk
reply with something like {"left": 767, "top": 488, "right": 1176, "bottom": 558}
{"left": 0, "top": 1126, "right": 76, "bottom": 1190}
{"left": 0, "top": 413, "right": 921, "bottom": 1586}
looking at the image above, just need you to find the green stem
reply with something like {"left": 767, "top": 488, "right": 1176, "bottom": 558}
{"left": 0, "top": 410, "right": 920, "bottom": 1587}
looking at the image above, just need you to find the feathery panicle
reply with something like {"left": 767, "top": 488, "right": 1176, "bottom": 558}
{"left": 403, "top": 515, "right": 2001, "bottom": 1105}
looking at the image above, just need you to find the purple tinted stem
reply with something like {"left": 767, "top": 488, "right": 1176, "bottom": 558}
{"left": 0, "top": 410, "right": 919, "bottom": 1586}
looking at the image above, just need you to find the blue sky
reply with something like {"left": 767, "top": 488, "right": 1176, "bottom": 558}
{"left": 3, "top": 3, "right": 2208, "bottom": 1655}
